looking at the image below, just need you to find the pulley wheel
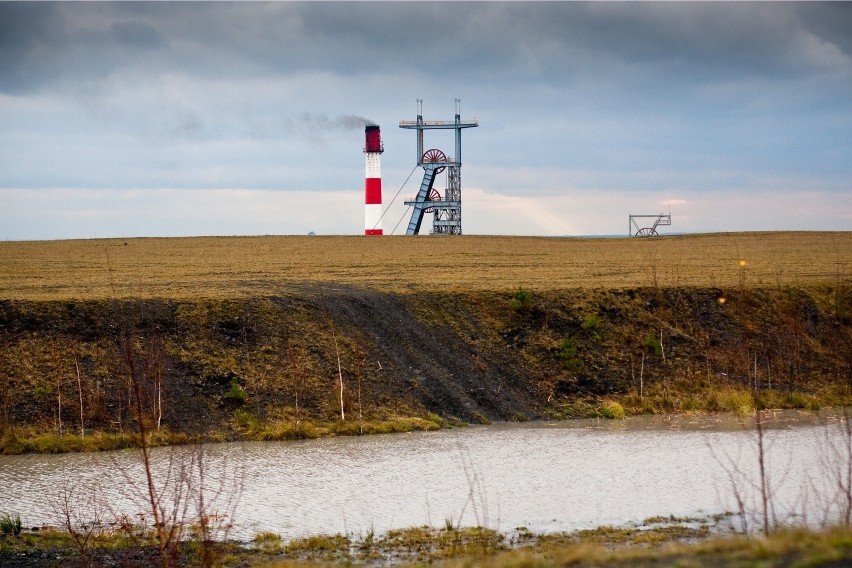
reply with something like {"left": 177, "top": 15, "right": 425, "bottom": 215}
{"left": 424, "top": 188, "right": 442, "bottom": 213}
{"left": 634, "top": 228, "right": 659, "bottom": 237}
{"left": 421, "top": 149, "right": 448, "bottom": 174}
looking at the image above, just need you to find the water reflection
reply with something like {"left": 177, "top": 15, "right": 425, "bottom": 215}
{"left": 0, "top": 410, "right": 847, "bottom": 540}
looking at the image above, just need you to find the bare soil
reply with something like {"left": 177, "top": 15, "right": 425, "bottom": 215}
{"left": 1, "top": 232, "right": 849, "bottom": 300}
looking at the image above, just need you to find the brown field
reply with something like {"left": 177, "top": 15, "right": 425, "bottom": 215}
{"left": 1, "top": 231, "right": 849, "bottom": 300}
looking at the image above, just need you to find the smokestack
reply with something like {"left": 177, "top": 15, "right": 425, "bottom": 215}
{"left": 364, "top": 124, "right": 383, "bottom": 235}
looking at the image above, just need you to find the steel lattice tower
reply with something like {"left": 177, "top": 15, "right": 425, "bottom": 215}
{"left": 400, "top": 100, "right": 478, "bottom": 235}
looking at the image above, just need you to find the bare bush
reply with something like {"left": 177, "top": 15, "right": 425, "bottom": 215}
{"left": 709, "top": 407, "right": 790, "bottom": 536}
{"left": 812, "top": 408, "right": 852, "bottom": 527}
{"left": 712, "top": 407, "right": 852, "bottom": 536}
{"left": 54, "top": 477, "right": 108, "bottom": 568}
{"left": 111, "top": 310, "right": 242, "bottom": 567}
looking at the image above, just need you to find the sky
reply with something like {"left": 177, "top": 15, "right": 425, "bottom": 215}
{"left": 1, "top": 1, "right": 851, "bottom": 240}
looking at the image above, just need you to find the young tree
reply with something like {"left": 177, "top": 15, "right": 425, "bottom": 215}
{"left": 75, "top": 355, "right": 85, "bottom": 438}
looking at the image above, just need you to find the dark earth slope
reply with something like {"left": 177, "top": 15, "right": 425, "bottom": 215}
{"left": 1, "top": 285, "right": 850, "bottom": 448}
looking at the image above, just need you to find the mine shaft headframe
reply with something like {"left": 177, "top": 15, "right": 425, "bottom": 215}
{"left": 629, "top": 213, "right": 672, "bottom": 237}
{"left": 400, "top": 99, "right": 478, "bottom": 235}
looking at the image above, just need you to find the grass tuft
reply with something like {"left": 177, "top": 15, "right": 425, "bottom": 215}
{"left": 598, "top": 400, "right": 625, "bottom": 420}
{"left": 0, "top": 513, "right": 22, "bottom": 536}
{"left": 252, "top": 531, "right": 283, "bottom": 554}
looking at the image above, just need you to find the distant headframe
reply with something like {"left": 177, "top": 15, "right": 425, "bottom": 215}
{"left": 629, "top": 211, "right": 672, "bottom": 237}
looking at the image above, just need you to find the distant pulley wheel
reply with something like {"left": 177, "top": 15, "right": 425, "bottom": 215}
{"left": 422, "top": 149, "right": 448, "bottom": 174}
{"left": 424, "top": 188, "right": 442, "bottom": 213}
{"left": 635, "top": 227, "right": 659, "bottom": 237}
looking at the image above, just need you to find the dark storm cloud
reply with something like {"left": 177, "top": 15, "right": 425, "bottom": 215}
{"left": 795, "top": 2, "right": 852, "bottom": 53}
{"left": 4, "top": 2, "right": 849, "bottom": 95}
{"left": 0, "top": 2, "right": 172, "bottom": 93}
{"left": 0, "top": 2, "right": 67, "bottom": 93}
{"left": 288, "top": 2, "right": 852, "bottom": 81}
{"left": 0, "top": 2, "right": 65, "bottom": 48}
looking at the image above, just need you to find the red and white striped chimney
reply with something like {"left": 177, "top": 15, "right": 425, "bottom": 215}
{"left": 364, "top": 124, "right": 383, "bottom": 235}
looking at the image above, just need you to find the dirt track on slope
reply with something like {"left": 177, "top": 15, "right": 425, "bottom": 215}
{"left": 321, "top": 286, "right": 542, "bottom": 421}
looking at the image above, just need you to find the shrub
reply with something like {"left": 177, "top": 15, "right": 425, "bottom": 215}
{"left": 558, "top": 336, "right": 582, "bottom": 371}
{"left": 642, "top": 332, "right": 662, "bottom": 357}
{"left": 233, "top": 408, "right": 258, "bottom": 431}
{"left": 510, "top": 288, "right": 532, "bottom": 312}
{"left": 32, "top": 385, "right": 52, "bottom": 402}
{"left": 224, "top": 377, "right": 247, "bottom": 403}
{"left": 581, "top": 314, "right": 601, "bottom": 338}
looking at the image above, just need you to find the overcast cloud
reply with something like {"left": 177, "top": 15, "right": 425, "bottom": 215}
{"left": 1, "top": 1, "right": 850, "bottom": 239}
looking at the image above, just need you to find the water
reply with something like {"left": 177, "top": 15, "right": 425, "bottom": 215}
{"left": 1, "top": 410, "right": 848, "bottom": 540}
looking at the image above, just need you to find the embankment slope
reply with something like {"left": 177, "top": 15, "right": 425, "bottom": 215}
{"left": 0, "top": 232, "right": 850, "bottom": 450}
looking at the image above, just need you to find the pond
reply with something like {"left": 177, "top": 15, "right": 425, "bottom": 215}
{"left": 1, "top": 410, "right": 848, "bottom": 540}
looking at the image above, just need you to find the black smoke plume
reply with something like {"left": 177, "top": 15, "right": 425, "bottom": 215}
{"left": 294, "top": 113, "right": 376, "bottom": 131}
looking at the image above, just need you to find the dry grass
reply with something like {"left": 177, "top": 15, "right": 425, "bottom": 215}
{"left": 1, "top": 231, "right": 849, "bottom": 300}
{"left": 5, "top": 523, "right": 850, "bottom": 568}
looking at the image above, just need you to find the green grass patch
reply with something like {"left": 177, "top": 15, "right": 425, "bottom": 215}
{"left": 235, "top": 413, "right": 446, "bottom": 442}
{"left": 510, "top": 288, "right": 532, "bottom": 312}
{"left": 547, "top": 400, "right": 600, "bottom": 419}
{"left": 598, "top": 400, "right": 625, "bottom": 419}
{"left": 252, "top": 531, "right": 283, "bottom": 554}
{"left": 557, "top": 336, "right": 582, "bottom": 371}
{"left": 284, "top": 533, "right": 350, "bottom": 560}
{"left": 376, "top": 525, "right": 505, "bottom": 563}
{"left": 0, "top": 513, "right": 22, "bottom": 536}
{"left": 0, "top": 428, "right": 190, "bottom": 455}
{"left": 613, "top": 387, "right": 832, "bottom": 419}
{"left": 224, "top": 377, "right": 248, "bottom": 403}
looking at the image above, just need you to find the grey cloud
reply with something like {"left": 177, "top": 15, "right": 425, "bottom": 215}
{"left": 0, "top": 2, "right": 66, "bottom": 49}
{"left": 2, "top": 1, "right": 850, "bottom": 214}
{"left": 0, "top": 2, "right": 67, "bottom": 93}
{"left": 176, "top": 110, "right": 203, "bottom": 135}
{"left": 3, "top": 2, "right": 849, "bottom": 96}
{"left": 111, "top": 20, "right": 167, "bottom": 49}
{"left": 280, "top": 2, "right": 852, "bottom": 81}
{"left": 794, "top": 2, "right": 852, "bottom": 55}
